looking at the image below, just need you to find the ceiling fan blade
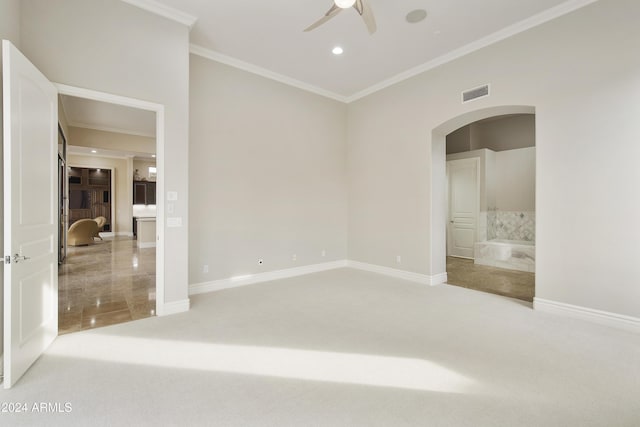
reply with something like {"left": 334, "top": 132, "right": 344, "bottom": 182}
{"left": 353, "top": 0, "right": 377, "bottom": 34}
{"left": 304, "top": 4, "right": 343, "bottom": 32}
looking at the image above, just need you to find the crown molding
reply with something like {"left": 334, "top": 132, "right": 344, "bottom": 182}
{"left": 346, "top": 0, "right": 599, "bottom": 102}
{"left": 189, "top": 44, "right": 348, "bottom": 103}
{"left": 121, "top": 0, "right": 197, "bottom": 29}
{"left": 68, "top": 121, "right": 156, "bottom": 139}
{"left": 67, "top": 149, "right": 130, "bottom": 161}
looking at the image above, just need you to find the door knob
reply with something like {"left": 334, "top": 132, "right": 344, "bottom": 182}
{"left": 13, "top": 254, "right": 30, "bottom": 263}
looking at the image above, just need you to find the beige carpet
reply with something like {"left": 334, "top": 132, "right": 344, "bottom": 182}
{"left": 1, "top": 268, "right": 639, "bottom": 426}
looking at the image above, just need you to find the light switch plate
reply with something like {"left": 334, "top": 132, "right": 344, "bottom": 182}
{"left": 167, "top": 217, "right": 182, "bottom": 227}
{"left": 167, "top": 191, "right": 178, "bottom": 201}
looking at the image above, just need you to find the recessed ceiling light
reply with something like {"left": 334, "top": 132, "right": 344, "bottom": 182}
{"left": 332, "top": 46, "right": 344, "bottom": 55}
{"left": 91, "top": 150, "right": 97, "bottom": 153}
{"left": 151, "top": 154, "right": 156, "bottom": 158}
{"left": 334, "top": 0, "right": 356, "bottom": 9}
{"left": 406, "top": 9, "right": 428, "bottom": 24}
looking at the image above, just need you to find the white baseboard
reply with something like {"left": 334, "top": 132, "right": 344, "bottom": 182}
{"left": 534, "top": 298, "right": 640, "bottom": 333}
{"left": 190, "top": 260, "right": 348, "bottom": 295}
{"left": 189, "top": 259, "right": 448, "bottom": 297}
{"left": 347, "top": 260, "right": 447, "bottom": 286}
{"left": 137, "top": 242, "right": 156, "bottom": 249}
{"left": 431, "top": 272, "right": 448, "bottom": 285}
{"left": 158, "top": 299, "right": 190, "bottom": 316}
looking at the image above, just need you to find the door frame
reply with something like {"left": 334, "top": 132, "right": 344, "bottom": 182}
{"left": 430, "top": 105, "right": 535, "bottom": 279}
{"left": 55, "top": 84, "right": 166, "bottom": 315}
{"left": 446, "top": 157, "right": 480, "bottom": 258}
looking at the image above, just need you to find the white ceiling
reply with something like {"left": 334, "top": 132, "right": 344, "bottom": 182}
{"left": 60, "top": 95, "right": 156, "bottom": 137}
{"left": 124, "top": 0, "right": 593, "bottom": 100}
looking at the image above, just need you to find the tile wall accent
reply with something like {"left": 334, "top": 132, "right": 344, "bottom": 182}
{"left": 487, "top": 211, "right": 497, "bottom": 241}
{"left": 487, "top": 211, "right": 535, "bottom": 242}
{"left": 478, "top": 211, "right": 488, "bottom": 242}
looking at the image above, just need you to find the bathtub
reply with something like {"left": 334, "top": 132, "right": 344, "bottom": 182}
{"left": 474, "top": 239, "right": 535, "bottom": 272}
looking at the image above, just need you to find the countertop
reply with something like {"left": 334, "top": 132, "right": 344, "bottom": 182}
{"left": 136, "top": 217, "right": 156, "bottom": 222}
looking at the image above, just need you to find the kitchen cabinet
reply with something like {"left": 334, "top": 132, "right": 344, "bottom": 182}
{"left": 133, "top": 181, "right": 156, "bottom": 205}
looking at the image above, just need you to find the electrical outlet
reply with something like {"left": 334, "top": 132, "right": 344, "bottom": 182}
{"left": 396, "top": 255, "right": 402, "bottom": 264}
{"left": 258, "top": 258, "right": 264, "bottom": 265}
{"left": 321, "top": 249, "right": 326, "bottom": 257}
{"left": 292, "top": 254, "right": 297, "bottom": 261}
{"left": 202, "top": 265, "right": 209, "bottom": 274}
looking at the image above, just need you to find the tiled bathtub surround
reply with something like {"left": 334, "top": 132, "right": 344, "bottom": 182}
{"left": 474, "top": 239, "right": 535, "bottom": 272}
{"left": 487, "top": 211, "right": 535, "bottom": 242}
{"left": 478, "top": 212, "right": 488, "bottom": 242}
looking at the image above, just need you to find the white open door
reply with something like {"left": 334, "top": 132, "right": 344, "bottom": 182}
{"left": 2, "top": 40, "right": 58, "bottom": 388}
{"left": 447, "top": 158, "right": 479, "bottom": 259}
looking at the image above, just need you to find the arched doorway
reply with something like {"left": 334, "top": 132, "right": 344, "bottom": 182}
{"left": 430, "top": 105, "right": 536, "bottom": 299}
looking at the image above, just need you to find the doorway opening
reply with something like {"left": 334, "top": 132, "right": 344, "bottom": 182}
{"left": 432, "top": 106, "right": 536, "bottom": 302}
{"left": 56, "top": 85, "right": 164, "bottom": 333}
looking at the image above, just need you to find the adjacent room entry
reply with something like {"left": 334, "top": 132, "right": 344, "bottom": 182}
{"left": 438, "top": 110, "right": 537, "bottom": 303}
{"left": 2, "top": 40, "right": 166, "bottom": 388}
{"left": 58, "top": 95, "right": 159, "bottom": 334}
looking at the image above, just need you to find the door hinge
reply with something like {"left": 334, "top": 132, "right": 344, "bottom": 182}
{"left": 5, "top": 255, "right": 11, "bottom": 264}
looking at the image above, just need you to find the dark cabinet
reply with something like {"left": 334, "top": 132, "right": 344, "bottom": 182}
{"left": 133, "top": 181, "right": 156, "bottom": 205}
{"left": 134, "top": 182, "right": 146, "bottom": 204}
{"left": 147, "top": 182, "right": 156, "bottom": 204}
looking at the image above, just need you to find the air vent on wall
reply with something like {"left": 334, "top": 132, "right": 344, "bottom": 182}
{"left": 462, "top": 84, "right": 490, "bottom": 103}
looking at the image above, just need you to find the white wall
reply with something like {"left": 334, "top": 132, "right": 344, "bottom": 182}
{"left": 348, "top": 0, "right": 640, "bottom": 318}
{"left": 447, "top": 114, "right": 535, "bottom": 153}
{"left": 495, "top": 147, "right": 535, "bottom": 212}
{"left": 0, "top": 0, "right": 20, "bottom": 47}
{"left": 471, "top": 114, "right": 535, "bottom": 151}
{"left": 189, "top": 55, "right": 348, "bottom": 285}
{"left": 446, "top": 126, "right": 471, "bottom": 154}
{"left": 67, "top": 154, "right": 132, "bottom": 235}
{"left": 20, "top": 0, "right": 190, "bottom": 304}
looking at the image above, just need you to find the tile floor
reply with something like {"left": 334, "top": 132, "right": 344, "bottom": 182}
{"left": 446, "top": 256, "right": 535, "bottom": 302}
{"left": 58, "top": 236, "right": 156, "bottom": 334}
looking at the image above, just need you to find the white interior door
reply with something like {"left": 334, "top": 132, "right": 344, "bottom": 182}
{"left": 447, "top": 158, "right": 479, "bottom": 259}
{"left": 3, "top": 40, "right": 58, "bottom": 388}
